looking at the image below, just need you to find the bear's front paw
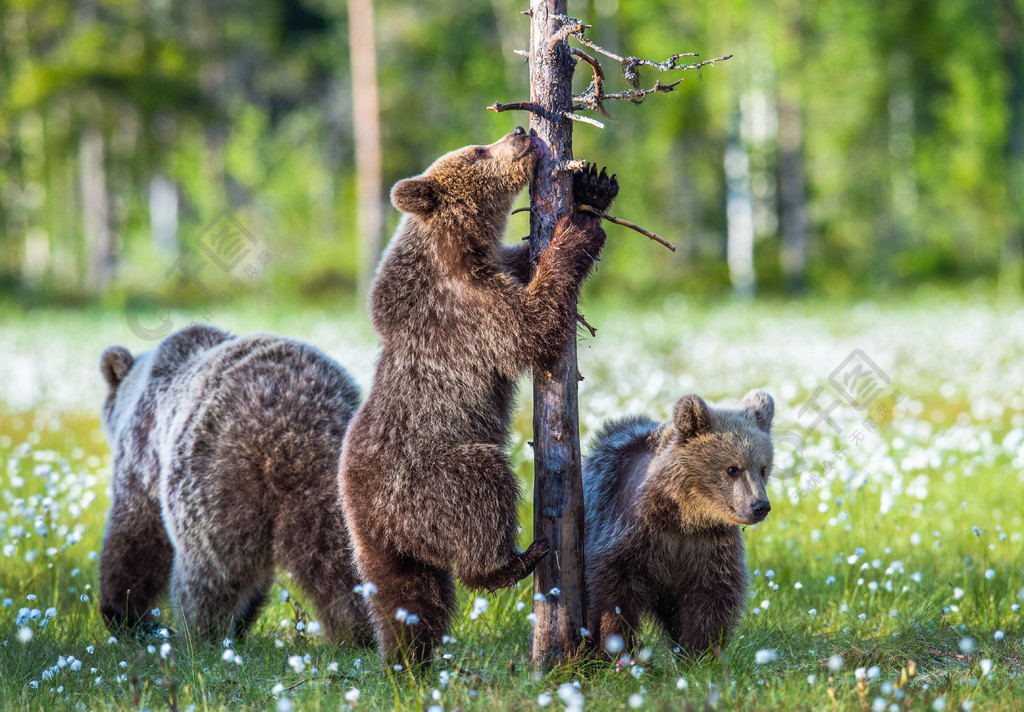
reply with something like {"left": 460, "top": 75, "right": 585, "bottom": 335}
{"left": 573, "top": 163, "right": 619, "bottom": 212}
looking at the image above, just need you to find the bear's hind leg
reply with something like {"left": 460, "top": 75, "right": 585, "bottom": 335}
{"left": 353, "top": 541, "right": 455, "bottom": 664}
{"left": 170, "top": 555, "right": 273, "bottom": 642}
{"left": 99, "top": 493, "right": 174, "bottom": 635}
{"left": 275, "top": 490, "right": 373, "bottom": 646}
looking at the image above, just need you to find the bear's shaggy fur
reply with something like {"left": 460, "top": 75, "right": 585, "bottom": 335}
{"left": 339, "top": 127, "right": 618, "bottom": 661}
{"left": 99, "top": 324, "right": 370, "bottom": 644}
{"left": 582, "top": 390, "right": 774, "bottom": 656}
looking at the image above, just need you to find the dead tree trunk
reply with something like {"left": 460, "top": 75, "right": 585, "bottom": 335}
{"left": 348, "top": 0, "right": 384, "bottom": 298}
{"left": 527, "top": 0, "right": 586, "bottom": 670}
{"left": 490, "top": 5, "right": 727, "bottom": 670}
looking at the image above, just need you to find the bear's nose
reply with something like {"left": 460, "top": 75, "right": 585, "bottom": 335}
{"left": 512, "top": 126, "right": 527, "bottom": 137}
{"left": 751, "top": 500, "right": 771, "bottom": 521}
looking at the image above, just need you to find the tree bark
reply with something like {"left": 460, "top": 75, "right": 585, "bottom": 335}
{"left": 999, "top": 0, "right": 1024, "bottom": 296}
{"left": 527, "top": 0, "right": 587, "bottom": 670}
{"left": 725, "top": 108, "right": 755, "bottom": 299}
{"left": 348, "top": 0, "right": 384, "bottom": 298}
{"left": 79, "top": 124, "right": 115, "bottom": 293}
{"left": 778, "top": 94, "right": 808, "bottom": 294}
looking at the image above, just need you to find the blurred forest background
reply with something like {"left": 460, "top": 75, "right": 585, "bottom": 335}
{"left": 2, "top": 0, "right": 1023, "bottom": 310}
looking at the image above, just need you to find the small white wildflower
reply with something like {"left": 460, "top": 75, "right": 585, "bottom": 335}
{"left": 954, "top": 588, "right": 965, "bottom": 600}
{"left": 526, "top": 612, "right": 538, "bottom": 623}
{"left": 807, "top": 674, "right": 817, "bottom": 684}
{"left": 280, "top": 589, "right": 290, "bottom": 602}
{"left": 394, "top": 607, "right": 408, "bottom": 623}
{"left": 933, "top": 697, "right": 947, "bottom": 710}
{"left": 826, "top": 576, "right": 836, "bottom": 585}
{"left": 17, "top": 627, "right": 33, "bottom": 643}
{"left": 828, "top": 654, "right": 844, "bottom": 671}
{"left": 160, "top": 643, "right": 171, "bottom": 659}
{"left": 549, "top": 587, "right": 561, "bottom": 597}
{"left": 222, "top": 638, "right": 233, "bottom": 648}
{"left": 44, "top": 607, "right": 56, "bottom": 618}
{"left": 855, "top": 667, "right": 866, "bottom": 680}
{"left": 470, "top": 597, "right": 488, "bottom": 620}
{"left": 994, "top": 630, "right": 1004, "bottom": 641}
{"left": 287, "top": 655, "right": 304, "bottom": 673}
{"left": 533, "top": 592, "right": 546, "bottom": 602}
{"left": 765, "top": 569, "right": 775, "bottom": 578}
{"left": 794, "top": 582, "right": 803, "bottom": 589}
{"left": 295, "top": 621, "right": 305, "bottom": 632}
{"left": 808, "top": 609, "right": 818, "bottom": 616}
{"left": 354, "top": 582, "right": 377, "bottom": 598}
{"left": 971, "top": 526, "right": 981, "bottom": 536}
{"left": 959, "top": 637, "right": 975, "bottom": 654}
{"left": 427, "top": 706, "right": 442, "bottom": 712}
{"left": 222, "top": 649, "right": 236, "bottom": 663}
{"left": 80, "top": 594, "right": 89, "bottom": 602}
{"left": 630, "top": 666, "right": 644, "bottom": 678}
{"left": 580, "top": 627, "right": 590, "bottom": 637}
{"left": 867, "top": 666, "right": 880, "bottom": 679}
{"left": 344, "top": 688, "right": 360, "bottom": 703}
{"left": 676, "top": 678, "right": 689, "bottom": 689}
{"left": 980, "top": 659, "right": 993, "bottom": 677}
{"left": 755, "top": 649, "right": 778, "bottom": 664}
{"left": 984, "top": 569, "right": 995, "bottom": 580}
{"left": 628, "top": 693, "right": 644, "bottom": 708}
{"left": 70, "top": 659, "right": 82, "bottom": 671}
{"left": 86, "top": 646, "right": 94, "bottom": 654}
{"left": 604, "top": 635, "right": 625, "bottom": 654}
{"left": 151, "top": 607, "right": 160, "bottom": 617}
{"left": 537, "top": 692, "right": 552, "bottom": 706}
{"left": 872, "top": 699, "right": 886, "bottom": 712}
{"left": 307, "top": 621, "right": 322, "bottom": 635}
{"left": 147, "top": 645, "right": 156, "bottom": 655}
{"left": 515, "top": 601, "right": 525, "bottom": 611}
{"left": 271, "top": 683, "right": 285, "bottom": 695}
{"left": 276, "top": 697, "right": 293, "bottom": 712}
{"left": 393, "top": 664, "right": 403, "bottom": 671}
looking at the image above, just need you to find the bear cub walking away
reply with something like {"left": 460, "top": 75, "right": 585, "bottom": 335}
{"left": 583, "top": 390, "right": 775, "bottom": 656}
{"left": 99, "top": 325, "right": 370, "bottom": 644}
{"left": 340, "top": 126, "right": 619, "bottom": 662}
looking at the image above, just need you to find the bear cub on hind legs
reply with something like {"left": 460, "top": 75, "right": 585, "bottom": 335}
{"left": 583, "top": 390, "right": 775, "bottom": 656}
{"left": 339, "top": 125, "right": 619, "bottom": 664}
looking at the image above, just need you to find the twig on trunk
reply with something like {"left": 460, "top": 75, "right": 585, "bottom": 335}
{"left": 488, "top": 101, "right": 544, "bottom": 114}
{"left": 576, "top": 312, "right": 597, "bottom": 337}
{"left": 577, "top": 204, "right": 676, "bottom": 251}
{"left": 564, "top": 111, "right": 605, "bottom": 129}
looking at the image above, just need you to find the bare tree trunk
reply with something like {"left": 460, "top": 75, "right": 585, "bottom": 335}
{"left": 348, "top": 0, "right": 384, "bottom": 298}
{"left": 528, "top": 0, "right": 587, "bottom": 670}
{"left": 1000, "top": 0, "right": 1024, "bottom": 296}
{"left": 79, "top": 124, "right": 115, "bottom": 293}
{"left": 778, "top": 94, "right": 808, "bottom": 293}
{"left": 725, "top": 109, "right": 755, "bottom": 299}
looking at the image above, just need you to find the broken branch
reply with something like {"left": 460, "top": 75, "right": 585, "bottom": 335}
{"left": 577, "top": 204, "right": 676, "bottom": 252}
{"left": 576, "top": 312, "right": 597, "bottom": 337}
{"left": 488, "top": 101, "right": 544, "bottom": 114}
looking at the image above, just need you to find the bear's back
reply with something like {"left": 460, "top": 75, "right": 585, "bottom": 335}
{"left": 165, "top": 333, "right": 361, "bottom": 495}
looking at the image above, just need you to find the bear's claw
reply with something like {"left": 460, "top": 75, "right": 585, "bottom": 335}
{"left": 573, "top": 163, "right": 619, "bottom": 212}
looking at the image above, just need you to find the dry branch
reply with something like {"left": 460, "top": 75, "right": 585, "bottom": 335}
{"left": 576, "top": 312, "right": 597, "bottom": 337}
{"left": 578, "top": 204, "right": 676, "bottom": 251}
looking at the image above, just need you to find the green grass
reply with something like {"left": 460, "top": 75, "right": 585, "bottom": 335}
{"left": 1, "top": 294, "right": 1023, "bottom": 710}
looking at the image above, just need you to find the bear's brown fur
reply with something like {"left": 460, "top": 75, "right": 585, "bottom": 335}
{"left": 582, "top": 390, "right": 774, "bottom": 656}
{"left": 339, "top": 127, "right": 618, "bottom": 662}
{"left": 99, "top": 324, "right": 370, "bottom": 644}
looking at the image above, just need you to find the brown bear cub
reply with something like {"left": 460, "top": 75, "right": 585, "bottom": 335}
{"left": 583, "top": 390, "right": 774, "bottom": 656}
{"left": 99, "top": 324, "right": 370, "bottom": 644}
{"left": 340, "top": 126, "right": 619, "bottom": 662}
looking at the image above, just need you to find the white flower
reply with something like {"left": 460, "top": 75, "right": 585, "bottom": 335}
{"left": 828, "top": 654, "right": 844, "bottom": 672}
{"left": 271, "top": 683, "right": 285, "bottom": 695}
{"left": 280, "top": 589, "right": 290, "bottom": 602}
{"left": 959, "top": 637, "right": 974, "bottom": 654}
{"left": 354, "top": 582, "right": 377, "bottom": 598}
{"left": 754, "top": 649, "right": 778, "bottom": 664}
{"left": 222, "top": 649, "right": 236, "bottom": 663}
{"left": 867, "top": 666, "right": 880, "bottom": 679}
{"left": 980, "top": 658, "right": 993, "bottom": 677}
{"left": 394, "top": 607, "right": 408, "bottom": 622}
{"left": 515, "top": 601, "right": 525, "bottom": 611}
{"left": 307, "top": 621, "right": 322, "bottom": 635}
{"left": 994, "top": 630, "right": 1004, "bottom": 641}
{"left": 276, "top": 697, "right": 293, "bottom": 712}
{"left": 44, "top": 607, "right": 56, "bottom": 618}
{"left": 469, "top": 597, "right": 488, "bottom": 620}
{"left": 984, "top": 569, "right": 995, "bottom": 580}
{"left": 953, "top": 587, "right": 965, "bottom": 600}
{"left": 537, "top": 692, "right": 552, "bottom": 706}
{"left": 17, "top": 627, "right": 33, "bottom": 643}
{"left": 604, "top": 635, "right": 625, "bottom": 654}
{"left": 287, "top": 655, "right": 305, "bottom": 673}
{"left": 160, "top": 643, "right": 171, "bottom": 659}
{"left": 344, "top": 688, "right": 360, "bottom": 702}
{"left": 628, "top": 693, "right": 644, "bottom": 708}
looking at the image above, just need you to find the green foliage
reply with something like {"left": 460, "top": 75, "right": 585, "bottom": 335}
{"left": 1, "top": 0, "right": 1022, "bottom": 303}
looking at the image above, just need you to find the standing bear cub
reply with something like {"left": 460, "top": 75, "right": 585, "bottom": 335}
{"left": 583, "top": 390, "right": 774, "bottom": 656}
{"left": 340, "top": 126, "right": 618, "bottom": 662}
{"left": 99, "top": 325, "right": 370, "bottom": 644}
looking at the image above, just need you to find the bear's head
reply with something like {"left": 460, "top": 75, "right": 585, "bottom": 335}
{"left": 390, "top": 126, "right": 545, "bottom": 226}
{"left": 654, "top": 389, "right": 775, "bottom": 528}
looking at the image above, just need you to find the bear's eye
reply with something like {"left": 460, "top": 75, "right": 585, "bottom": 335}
{"left": 474, "top": 147, "right": 488, "bottom": 159}
{"left": 726, "top": 466, "right": 740, "bottom": 477}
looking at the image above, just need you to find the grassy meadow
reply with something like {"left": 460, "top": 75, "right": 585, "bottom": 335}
{"left": 1, "top": 293, "right": 1022, "bottom": 711}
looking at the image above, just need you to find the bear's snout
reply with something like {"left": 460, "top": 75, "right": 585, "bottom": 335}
{"left": 750, "top": 499, "right": 771, "bottom": 523}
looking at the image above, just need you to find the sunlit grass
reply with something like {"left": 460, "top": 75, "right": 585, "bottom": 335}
{"left": 1, "top": 294, "right": 1022, "bottom": 710}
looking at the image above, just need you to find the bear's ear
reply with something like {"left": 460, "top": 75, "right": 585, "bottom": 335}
{"left": 741, "top": 389, "right": 774, "bottom": 433}
{"left": 100, "top": 346, "right": 134, "bottom": 390}
{"left": 673, "top": 394, "right": 712, "bottom": 440}
{"left": 391, "top": 177, "right": 439, "bottom": 214}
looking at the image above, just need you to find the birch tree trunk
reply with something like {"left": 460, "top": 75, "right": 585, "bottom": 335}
{"left": 348, "top": 0, "right": 384, "bottom": 298}
{"left": 999, "top": 0, "right": 1024, "bottom": 296}
{"left": 528, "top": 0, "right": 587, "bottom": 670}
